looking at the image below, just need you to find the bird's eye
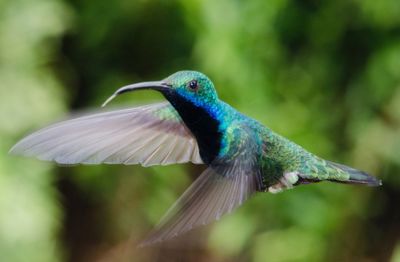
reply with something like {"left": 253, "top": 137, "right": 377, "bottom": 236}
{"left": 187, "top": 80, "right": 198, "bottom": 91}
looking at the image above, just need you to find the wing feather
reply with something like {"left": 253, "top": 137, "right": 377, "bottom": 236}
{"left": 140, "top": 125, "right": 263, "bottom": 246}
{"left": 10, "top": 102, "right": 203, "bottom": 166}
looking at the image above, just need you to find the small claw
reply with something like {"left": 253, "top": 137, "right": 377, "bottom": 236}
{"left": 268, "top": 185, "right": 284, "bottom": 194}
{"left": 268, "top": 186, "right": 283, "bottom": 194}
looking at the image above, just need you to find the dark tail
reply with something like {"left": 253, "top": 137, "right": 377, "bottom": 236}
{"left": 327, "top": 161, "right": 382, "bottom": 187}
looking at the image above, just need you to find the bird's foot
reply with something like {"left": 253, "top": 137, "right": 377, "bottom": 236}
{"left": 268, "top": 172, "right": 300, "bottom": 194}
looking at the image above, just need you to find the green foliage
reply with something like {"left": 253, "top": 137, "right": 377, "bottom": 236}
{"left": 0, "top": 0, "right": 71, "bottom": 261}
{"left": 1, "top": 0, "right": 399, "bottom": 261}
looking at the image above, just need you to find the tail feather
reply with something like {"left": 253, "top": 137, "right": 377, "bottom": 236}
{"left": 327, "top": 161, "right": 382, "bottom": 187}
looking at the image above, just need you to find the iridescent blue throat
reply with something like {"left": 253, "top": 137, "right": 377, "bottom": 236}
{"left": 163, "top": 91, "right": 225, "bottom": 164}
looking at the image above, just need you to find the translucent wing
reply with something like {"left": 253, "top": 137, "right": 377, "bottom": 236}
{"left": 10, "top": 102, "right": 202, "bottom": 166}
{"left": 140, "top": 126, "right": 263, "bottom": 246}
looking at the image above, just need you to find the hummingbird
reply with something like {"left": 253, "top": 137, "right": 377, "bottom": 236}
{"left": 10, "top": 70, "right": 381, "bottom": 246}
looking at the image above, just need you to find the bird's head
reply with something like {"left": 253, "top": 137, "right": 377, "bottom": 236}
{"left": 102, "top": 71, "right": 218, "bottom": 108}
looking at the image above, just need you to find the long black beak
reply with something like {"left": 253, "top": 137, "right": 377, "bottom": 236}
{"left": 102, "top": 81, "right": 171, "bottom": 107}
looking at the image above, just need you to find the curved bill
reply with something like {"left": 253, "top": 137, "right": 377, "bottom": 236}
{"left": 102, "top": 81, "right": 171, "bottom": 107}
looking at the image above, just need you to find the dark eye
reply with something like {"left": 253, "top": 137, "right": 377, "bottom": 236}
{"left": 188, "top": 80, "right": 198, "bottom": 91}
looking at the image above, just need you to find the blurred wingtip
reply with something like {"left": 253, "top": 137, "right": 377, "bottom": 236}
{"left": 136, "top": 239, "right": 159, "bottom": 249}
{"left": 136, "top": 233, "right": 172, "bottom": 248}
{"left": 137, "top": 230, "right": 199, "bottom": 249}
{"left": 137, "top": 223, "right": 190, "bottom": 248}
{"left": 8, "top": 142, "right": 23, "bottom": 156}
{"left": 8, "top": 146, "right": 16, "bottom": 155}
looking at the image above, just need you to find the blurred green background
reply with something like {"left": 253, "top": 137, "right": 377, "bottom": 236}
{"left": 1, "top": 0, "right": 400, "bottom": 261}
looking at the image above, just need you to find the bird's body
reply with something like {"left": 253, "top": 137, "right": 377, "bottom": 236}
{"left": 11, "top": 70, "right": 380, "bottom": 245}
{"left": 161, "top": 71, "right": 376, "bottom": 191}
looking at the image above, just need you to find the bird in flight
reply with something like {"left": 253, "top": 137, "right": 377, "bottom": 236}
{"left": 10, "top": 70, "right": 381, "bottom": 246}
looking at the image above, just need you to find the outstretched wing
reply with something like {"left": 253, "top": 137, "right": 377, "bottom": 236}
{"left": 140, "top": 125, "right": 263, "bottom": 246}
{"left": 10, "top": 102, "right": 202, "bottom": 166}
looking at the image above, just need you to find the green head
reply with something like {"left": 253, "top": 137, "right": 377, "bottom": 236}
{"left": 102, "top": 70, "right": 224, "bottom": 165}
{"left": 164, "top": 71, "right": 218, "bottom": 106}
{"left": 102, "top": 70, "right": 218, "bottom": 108}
